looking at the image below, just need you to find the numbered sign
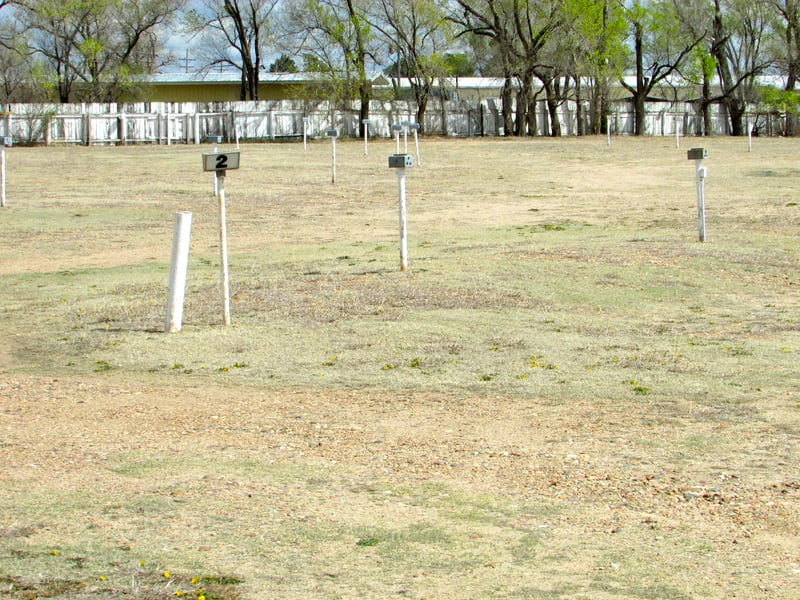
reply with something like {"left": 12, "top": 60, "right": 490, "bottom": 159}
{"left": 203, "top": 151, "right": 240, "bottom": 172}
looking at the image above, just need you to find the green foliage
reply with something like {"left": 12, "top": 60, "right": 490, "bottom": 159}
{"left": 269, "top": 53, "right": 298, "bottom": 73}
{"left": 758, "top": 85, "right": 800, "bottom": 114}
{"left": 443, "top": 52, "right": 476, "bottom": 77}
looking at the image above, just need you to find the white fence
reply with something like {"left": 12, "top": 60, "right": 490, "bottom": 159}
{"left": 0, "top": 98, "right": 782, "bottom": 145}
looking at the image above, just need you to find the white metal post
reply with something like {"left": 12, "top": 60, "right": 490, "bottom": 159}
{"left": 403, "top": 124, "right": 409, "bottom": 153}
{"left": 397, "top": 167, "right": 409, "bottom": 271}
{"left": 166, "top": 105, "right": 172, "bottom": 146}
{"left": 165, "top": 211, "right": 193, "bottom": 333}
{"left": 303, "top": 118, "right": 308, "bottom": 151}
{"left": 120, "top": 111, "right": 127, "bottom": 145}
{"left": 331, "top": 135, "right": 337, "bottom": 184}
{"left": 696, "top": 159, "right": 707, "bottom": 243}
{"left": 747, "top": 118, "right": 752, "bottom": 152}
{"left": 413, "top": 128, "right": 421, "bottom": 167}
{"left": 217, "top": 171, "right": 231, "bottom": 326}
{"left": 395, "top": 127, "right": 400, "bottom": 153}
{"left": 607, "top": 116, "right": 611, "bottom": 146}
{"left": 675, "top": 118, "right": 680, "bottom": 148}
{"left": 194, "top": 113, "right": 200, "bottom": 145}
{"left": 213, "top": 141, "right": 219, "bottom": 197}
{"left": 1, "top": 145, "right": 6, "bottom": 208}
{"left": 363, "top": 120, "right": 369, "bottom": 155}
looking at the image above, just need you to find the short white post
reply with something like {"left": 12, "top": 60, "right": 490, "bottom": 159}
{"left": 362, "top": 119, "right": 370, "bottom": 155}
{"left": 194, "top": 113, "right": 200, "bottom": 144}
{"left": 607, "top": 116, "right": 611, "bottom": 146}
{"left": 1, "top": 144, "right": 6, "bottom": 209}
{"left": 165, "top": 211, "right": 193, "bottom": 333}
{"left": 688, "top": 148, "right": 709, "bottom": 243}
{"left": 217, "top": 171, "right": 231, "bottom": 326}
{"left": 120, "top": 111, "right": 127, "bottom": 145}
{"left": 402, "top": 121, "right": 409, "bottom": 153}
{"left": 696, "top": 161, "right": 707, "bottom": 242}
{"left": 166, "top": 105, "right": 172, "bottom": 146}
{"left": 747, "top": 118, "right": 752, "bottom": 152}
{"left": 675, "top": 118, "right": 680, "bottom": 149}
{"left": 1, "top": 135, "right": 10, "bottom": 208}
{"left": 331, "top": 135, "right": 337, "bottom": 183}
{"left": 84, "top": 106, "right": 91, "bottom": 146}
{"left": 303, "top": 117, "right": 308, "bottom": 151}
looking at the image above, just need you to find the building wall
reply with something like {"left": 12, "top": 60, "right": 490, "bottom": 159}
{"left": 145, "top": 82, "right": 303, "bottom": 103}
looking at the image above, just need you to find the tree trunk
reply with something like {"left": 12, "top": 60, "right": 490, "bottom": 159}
{"left": 633, "top": 92, "right": 646, "bottom": 136}
{"left": 526, "top": 89, "right": 538, "bottom": 137}
{"left": 514, "top": 83, "right": 527, "bottom": 136}
{"left": 725, "top": 97, "right": 745, "bottom": 136}
{"left": 359, "top": 84, "right": 370, "bottom": 138}
{"left": 416, "top": 94, "right": 428, "bottom": 135}
{"left": 501, "top": 76, "right": 514, "bottom": 136}
{"left": 575, "top": 75, "right": 584, "bottom": 136}
{"left": 701, "top": 72, "right": 712, "bottom": 136}
{"left": 540, "top": 77, "right": 561, "bottom": 137}
{"left": 632, "top": 20, "right": 646, "bottom": 135}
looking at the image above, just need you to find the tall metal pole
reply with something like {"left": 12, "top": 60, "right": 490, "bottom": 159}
{"left": 397, "top": 167, "right": 408, "bottom": 271}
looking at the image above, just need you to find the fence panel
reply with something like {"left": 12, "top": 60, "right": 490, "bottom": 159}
{"left": 0, "top": 99, "right": 783, "bottom": 145}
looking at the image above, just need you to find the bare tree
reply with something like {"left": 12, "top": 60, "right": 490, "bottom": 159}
{"left": 711, "top": 0, "right": 773, "bottom": 135}
{"left": 284, "top": 0, "right": 377, "bottom": 134}
{"left": 449, "top": 0, "right": 522, "bottom": 135}
{"left": 186, "top": 0, "right": 279, "bottom": 100}
{"left": 619, "top": 0, "right": 703, "bottom": 135}
{"left": 675, "top": 0, "right": 774, "bottom": 136}
{"left": 371, "top": 0, "right": 452, "bottom": 133}
{"left": 451, "top": 0, "right": 561, "bottom": 136}
{"left": 17, "top": 0, "right": 183, "bottom": 102}
{"left": 769, "top": 0, "right": 800, "bottom": 133}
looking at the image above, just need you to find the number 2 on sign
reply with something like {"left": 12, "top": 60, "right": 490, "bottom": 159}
{"left": 216, "top": 155, "right": 228, "bottom": 170}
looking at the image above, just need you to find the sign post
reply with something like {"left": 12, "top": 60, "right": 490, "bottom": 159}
{"left": 327, "top": 129, "right": 338, "bottom": 184}
{"left": 205, "top": 136, "right": 223, "bottom": 196}
{"left": 392, "top": 124, "right": 402, "bottom": 154}
{"left": 688, "top": 148, "right": 708, "bottom": 242}
{"left": 409, "top": 122, "right": 421, "bottom": 167}
{"left": 401, "top": 121, "right": 410, "bottom": 153}
{"left": 202, "top": 150, "right": 240, "bottom": 326}
{"left": 303, "top": 117, "right": 309, "bottom": 152}
{"left": 389, "top": 153, "right": 414, "bottom": 271}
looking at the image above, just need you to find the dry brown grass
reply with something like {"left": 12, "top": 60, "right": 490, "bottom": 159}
{"left": 0, "top": 136, "right": 798, "bottom": 599}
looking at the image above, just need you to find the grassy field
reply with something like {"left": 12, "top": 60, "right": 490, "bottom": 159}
{"left": 0, "top": 135, "right": 798, "bottom": 599}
